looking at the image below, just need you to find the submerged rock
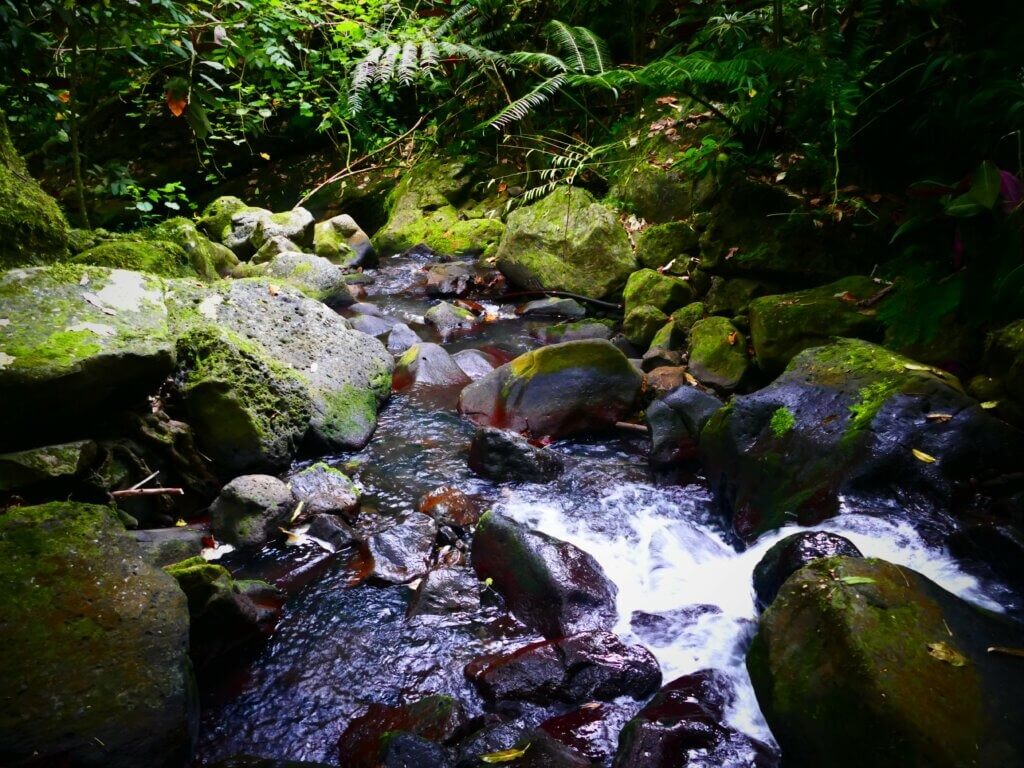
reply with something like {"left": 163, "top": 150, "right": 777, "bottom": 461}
{"left": 459, "top": 340, "right": 643, "bottom": 439}
{"left": 424, "top": 261, "right": 476, "bottom": 297}
{"left": 751, "top": 531, "right": 862, "bottom": 610}
{"left": 365, "top": 513, "right": 437, "bottom": 584}
{"left": 468, "top": 426, "right": 564, "bottom": 483}
{"left": 424, "top": 300, "right": 477, "bottom": 339}
{"left": 497, "top": 186, "right": 636, "bottom": 300}
{"left": 466, "top": 631, "right": 661, "bottom": 705}
{"left": 0, "top": 502, "right": 196, "bottom": 767}
{"left": 418, "top": 485, "right": 481, "bottom": 527}
{"left": 210, "top": 474, "right": 295, "bottom": 548}
{"left": 338, "top": 695, "right": 464, "bottom": 768}
{"left": 0, "top": 266, "right": 174, "bottom": 451}
{"left": 747, "top": 556, "right": 1024, "bottom": 768}
{"left": 287, "top": 462, "right": 360, "bottom": 519}
{"left": 472, "top": 511, "right": 618, "bottom": 639}
{"left": 700, "top": 339, "right": 1024, "bottom": 539}
{"left": 393, "top": 342, "right": 471, "bottom": 389}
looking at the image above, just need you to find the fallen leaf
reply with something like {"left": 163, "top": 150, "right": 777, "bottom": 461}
{"left": 904, "top": 363, "right": 933, "bottom": 372}
{"left": 267, "top": 283, "right": 281, "bottom": 296}
{"left": 481, "top": 745, "right": 530, "bottom": 764}
{"left": 980, "top": 401, "right": 999, "bottom": 409}
{"left": 259, "top": 152, "right": 271, "bottom": 160}
{"left": 684, "top": 372, "right": 699, "bottom": 387}
{"left": 57, "top": 90, "right": 71, "bottom": 103}
{"left": 174, "top": 518, "right": 187, "bottom": 527}
{"left": 928, "top": 641, "right": 967, "bottom": 667}
{"left": 925, "top": 412, "right": 953, "bottom": 422}
{"left": 834, "top": 291, "right": 858, "bottom": 303}
{"left": 727, "top": 331, "right": 738, "bottom": 346}
{"left": 912, "top": 448, "right": 937, "bottom": 464}
{"left": 839, "top": 576, "right": 876, "bottom": 586}
{"left": 290, "top": 500, "right": 305, "bottom": 523}
{"left": 725, "top": 246, "right": 739, "bottom": 260}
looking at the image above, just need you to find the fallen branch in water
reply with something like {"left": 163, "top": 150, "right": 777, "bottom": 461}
{"left": 502, "top": 289, "right": 623, "bottom": 312}
{"left": 988, "top": 645, "right": 1024, "bottom": 659}
{"left": 111, "top": 487, "right": 184, "bottom": 499}
{"left": 616, "top": 421, "right": 649, "bottom": 434}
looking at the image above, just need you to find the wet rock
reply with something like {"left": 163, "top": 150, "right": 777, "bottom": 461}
{"left": 387, "top": 322, "right": 422, "bottom": 354}
{"left": 452, "top": 348, "right": 496, "bottom": 380}
{"left": 518, "top": 297, "right": 587, "bottom": 319}
{"left": 468, "top": 426, "right": 564, "bottom": 483}
{"left": 472, "top": 511, "right": 618, "bottom": 639}
{"left": 418, "top": 485, "right": 481, "bottom": 527}
{"left": 252, "top": 235, "right": 302, "bottom": 264}
{"left": 164, "top": 556, "right": 277, "bottom": 666}
{"left": 210, "top": 474, "right": 295, "bottom": 548}
{"left": 366, "top": 513, "right": 438, "bottom": 583}
{"left": 453, "top": 719, "right": 532, "bottom": 768}
{"left": 531, "top": 321, "right": 613, "bottom": 345}
{"left": 747, "top": 556, "right": 1024, "bottom": 768}
{"left": 394, "top": 342, "right": 472, "bottom": 389}
{"left": 624, "top": 268, "right": 694, "bottom": 316}
{"left": 642, "top": 346, "right": 682, "bottom": 372}
{"left": 0, "top": 502, "right": 196, "bottom": 768}
{"left": 629, "top": 605, "right": 723, "bottom": 645}
{"left": 615, "top": 669, "right": 777, "bottom": 768}
{"left": 208, "top": 757, "right": 333, "bottom": 768}
{"left": 495, "top": 730, "right": 592, "bottom": 768}
{"left": 288, "top": 462, "right": 360, "bottom": 519}
{"left": 408, "top": 566, "right": 483, "bottom": 618}
{"left": 497, "top": 186, "right": 636, "bottom": 300}
{"left": 169, "top": 279, "right": 393, "bottom": 452}
{"left": 622, "top": 304, "right": 669, "bottom": 348}
{"left": 634, "top": 220, "right": 701, "bottom": 270}
{"left": 265, "top": 252, "right": 356, "bottom": 308}
{"left": 307, "top": 513, "right": 360, "bottom": 549}
{"left": 425, "top": 300, "right": 477, "bottom": 339}
{"left": 687, "top": 316, "right": 750, "bottom": 391}
{"left": 175, "top": 325, "right": 312, "bottom": 474}
{"left": 700, "top": 339, "right": 1024, "bottom": 539}
{"left": 948, "top": 522, "right": 1024, "bottom": 590}
{"left": 338, "top": 695, "right": 464, "bottom": 768}
{"left": 315, "top": 214, "right": 376, "bottom": 268}
{"left": 748, "top": 276, "right": 884, "bottom": 374}
{"left": 425, "top": 261, "right": 476, "bottom": 296}
{"left": 645, "top": 366, "right": 690, "bottom": 395}
{"left": 350, "top": 301, "right": 385, "bottom": 316}
{"left": 349, "top": 312, "right": 397, "bottom": 337}
{"left": 646, "top": 385, "right": 723, "bottom": 466}
{"left": 131, "top": 526, "right": 207, "bottom": 566}
{"left": 0, "top": 267, "right": 175, "bottom": 451}
{"left": 380, "top": 732, "right": 451, "bottom": 768}
{"left": 467, "top": 631, "right": 661, "bottom": 706}
{"left": 538, "top": 702, "right": 637, "bottom": 764}
{"left": 459, "top": 340, "right": 644, "bottom": 439}
{"left": 752, "top": 531, "right": 863, "bottom": 610}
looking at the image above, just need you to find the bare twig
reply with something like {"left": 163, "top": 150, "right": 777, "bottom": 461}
{"left": 111, "top": 487, "right": 184, "bottom": 499}
{"left": 615, "top": 421, "right": 649, "bottom": 434}
{"left": 857, "top": 283, "right": 896, "bottom": 308}
{"left": 129, "top": 470, "right": 160, "bottom": 491}
{"left": 988, "top": 646, "right": 1024, "bottom": 659}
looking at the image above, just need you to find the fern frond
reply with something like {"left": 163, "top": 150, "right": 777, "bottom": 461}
{"left": 420, "top": 40, "right": 439, "bottom": 72}
{"left": 545, "top": 21, "right": 587, "bottom": 74}
{"left": 507, "top": 51, "right": 568, "bottom": 74}
{"left": 376, "top": 43, "right": 401, "bottom": 84}
{"left": 348, "top": 46, "right": 382, "bottom": 114}
{"left": 486, "top": 74, "right": 567, "bottom": 131}
{"left": 399, "top": 42, "right": 419, "bottom": 86}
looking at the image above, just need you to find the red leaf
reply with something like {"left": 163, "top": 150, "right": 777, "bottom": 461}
{"left": 166, "top": 92, "right": 188, "bottom": 117}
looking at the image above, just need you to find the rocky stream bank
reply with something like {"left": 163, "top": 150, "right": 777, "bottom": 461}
{"left": 2, "top": 121, "right": 1024, "bottom": 768}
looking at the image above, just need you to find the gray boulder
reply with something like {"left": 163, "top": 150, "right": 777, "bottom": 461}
{"left": 210, "top": 474, "right": 296, "bottom": 548}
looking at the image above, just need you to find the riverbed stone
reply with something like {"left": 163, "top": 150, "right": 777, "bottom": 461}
{"left": 452, "top": 348, "right": 496, "bottom": 380}
{"left": 623, "top": 305, "right": 669, "bottom": 349}
{"left": 646, "top": 385, "right": 723, "bottom": 466}
{"left": 315, "top": 213, "right": 376, "bottom": 268}
{"left": 518, "top": 297, "right": 587, "bottom": 319}
{"left": 0, "top": 266, "right": 174, "bottom": 451}
{"left": 387, "top": 322, "right": 421, "bottom": 354}
{"left": 148, "top": 216, "right": 236, "bottom": 278}
{"left": 466, "top": 631, "right": 661, "bottom": 706}
{"left": 366, "top": 513, "right": 438, "bottom": 584}
{"left": 210, "top": 474, "right": 295, "bottom": 548}
{"left": 424, "top": 261, "right": 475, "bottom": 296}
{"left": 700, "top": 338, "right": 1024, "bottom": 539}
{"left": 472, "top": 511, "right": 618, "bottom": 639}
{"left": 0, "top": 502, "right": 196, "bottom": 768}
{"left": 287, "top": 462, "right": 360, "bottom": 519}
{"left": 748, "top": 275, "right": 885, "bottom": 374}
{"left": 623, "top": 268, "right": 694, "bottom": 316}
{"left": 393, "top": 342, "right": 471, "bottom": 389}
{"left": 687, "top": 316, "right": 750, "bottom": 391}
{"left": 408, "top": 566, "right": 483, "bottom": 618}
{"left": 424, "top": 300, "right": 477, "bottom": 338}
{"left": 460, "top": 340, "right": 643, "bottom": 438}
{"left": 634, "top": 220, "right": 701, "bottom": 270}
{"left": 265, "top": 252, "right": 356, "bottom": 307}
{"left": 468, "top": 426, "right": 565, "bottom": 483}
{"left": 338, "top": 695, "right": 464, "bottom": 768}
{"left": 532, "top": 320, "right": 613, "bottom": 345}
{"left": 747, "top": 556, "right": 1024, "bottom": 768}
{"left": 418, "top": 485, "right": 481, "bottom": 528}
{"left": 497, "top": 186, "right": 636, "bottom": 300}
{"left": 252, "top": 235, "right": 303, "bottom": 264}
{"left": 751, "top": 531, "right": 863, "bottom": 610}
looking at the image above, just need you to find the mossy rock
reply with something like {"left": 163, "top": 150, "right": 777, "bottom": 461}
{"left": 0, "top": 439, "right": 98, "bottom": 492}
{"left": 699, "top": 339, "right": 1024, "bottom": 539}
{"left": 623, "top": 268, "right": 694, "bottom": 315}
{"left": 459, "top": 339, "right": 644, "bottom": 438}
{"left": 0, "top": 266, "right": 175, "bottom": 451}
{"left": 197, "top": 196, "right": 250, "bottom": 243}
{"left": 175, "top": 324, "right": 312, "bottom": 475}
{"left": 265, "top": 252, "right": 355, "bottom": 307}
{"left": 748, "top": 556, "right": 1024, "bottom": 768}
{"left": 672, "top": 301, "right": 705, "bottom": 331}
{"left": 748, "top": 275, "right": 885, "bottom": 374}
{"left": 147, "top": 216, "right": 237, "bottom": 278}
{"left": 623, "top": 304, "right": 669, "bottom": 348}
{"left": 496, "top": 186, "right": 637, "bottom": 300}
{"left": 0, "top": 111, "right": 70, "bottom": 269}
{"left": 74, "top": 239, "right": 199, "bottom": 278}
{"left": 687, "top": 316, "right": 750, "bottom": 391}
{"left": 984, "top": 319, "right": 1024, "bottom": 405}
{"left": 704, "top": 276, "right": 777, "bottom": 316}
{"left": 634, "top": 220, "right": 702, "bottom": 270}
{"left": 0, "top": 501, "right": 197, "bottom": 767}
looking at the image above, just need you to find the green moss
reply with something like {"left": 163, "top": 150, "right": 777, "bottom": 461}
{"left": 623, "top": 268, "right": 695, "bottom": 315}
{"left": 319, "top": 384, "right": 379, "bottom": 444}
{"left": 164, "top": 556, "right": 234, "bottom": 614}
{"left": 74, "top": 240, "right": 197, "bottom": 278}
{"left": 5, "top": 329, "right": 103, "bottom": 370}
{"left": 634, "top": 220, "right": 701, "bottom": 270}
{"left": 688, "top": 316, "right": 749, "bottom": 390}
{"left": 770, "top": 406, "right": 796, "bottom": 437}
{"left": 508, "top": 339, "right": 634, "bottom": 380}
{"left": 671, "top": 301, "right": 705, "bottom": 331}
{"left": 197, "top": 196, "right": 248, "bottom": 242}
{"left": 623, "top": 305, "right": 670, "bottom": 348}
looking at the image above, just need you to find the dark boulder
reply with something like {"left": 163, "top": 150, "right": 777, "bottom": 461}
{"left": 338, "top": 696, "right": 464, "bottom": 768}
{"left": 418, "top": 485, "right": 481, "bottom": 527}
{"left": 748, "top": 556, "right": 1024, "bottom": 768}
{"left": 472, "top": 511, "right": 618, "bottom": 639}
{"left": 393, "top": 342, "right": 471, "bottom": 389}
{"left": 646, "top": 385, "right": 723, "bottom": 466}
{"left": 466, "top": 631, "right": 661, "bottom": 706}
{"left": 948, "top": 522, "right": 1024, "bottom": 591}
{"left": 307, "top": 513, "right": 360, "bottom": 549}
{"left": 539, "top": 702, "right": 638, "bottom": 764}
{"left": 468, "top": 426, "right": 565, "bottom": 483}
{"left": 365, "top": 513, "right": 437, "bottom": 584}
{"left": 752, "top": 531, "right": 863, "bottom": 610}
{"left": 408, "top": 567, "right": 483, "bottom": 618}
{"left": 349, "top": 312, "right": 397, "bottom": 338}
{"left": 287, "top": 462, "right": 360, "bottom": 519}
{"left": 210, "top": 474, "right": 295, "bottom": 548}
{"left": 380, "top": 732, "right": 451, "bottom": 768}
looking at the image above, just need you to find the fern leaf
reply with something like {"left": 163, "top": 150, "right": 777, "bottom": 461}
{"left": 545, "top": 21, "right": 586, "bottom": 74}
{"left": 348, "top": 46, "right": 382, "bottom": 114}
{"left": 376, "top": 43, "right": 401, "bottom": 84}
{"left": 399, "top": 42, "right": 419, "bottom": 86}
{"left": 420, "top": 40, "right": 439, "bottom": 72}
{"left": 507, "top": 51, "right": 568, "bottom": 74}
{"left": 486, "top": 74, "right": 567, "bottom": 131}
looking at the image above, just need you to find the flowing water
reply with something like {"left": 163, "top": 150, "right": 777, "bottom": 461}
{"left": 195, "top": 252, "right": 1017, "bottom": 765}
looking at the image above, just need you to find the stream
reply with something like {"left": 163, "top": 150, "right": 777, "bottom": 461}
{"left": 195, "top": 250, "right": 1016, "bottom": 765}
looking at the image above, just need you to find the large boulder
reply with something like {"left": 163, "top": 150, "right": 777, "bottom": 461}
{"left": 314, "top": 214, "right": 376, "bottom": 268}
{"left": 169, "top": 279, "right": 393, "bottom": 451}
{"left": 700, "top": 338, "right": 1024, "bottom": 539}
{"left": 623, "top": 268, "right": 694, "bottom": 316}
{"left": 634, "top": 220, "right": 701, "bottom": 270}
{"left": 748, "top": 276, "right": 885, "bottom": 374}
{"left": 466, "top": 631, "right": 661, "bottom": 706}
{"left": 0, "top": 502, "right": 196, "bottom": 767}
{"left": 459, "top": 340, "right": 643, "bottom": 438}
{"left": 0, "top": 112, "right": 70, "bottom": 269}
{"left": 209, "top": 474, "right": 296, "bottom": 548}
{"left": 373, "top": 158, "right": 505, "bottom": 257}
{"left": 264, "top": 252, "right": 356, "bottom": 308}
{"left": 496, "top": 187, "right": 636, "bottom": 300}
{"left": 468, "top": 426, "right": 564, "bottom": 483}
{"left": 747, "top": 556, "right": 1024, "bottom": 768}
{"left": 472, "top": 511, "right": 618, "bottom": 639}
{"left": 364, "top": 513, "right": 437, "bottom": 584}
{"left": 0, "top": 266, "right": 174, "bottom": 451}
{"left": 287, "top": 461, "right": 360, "bottom": 519}
{"left": 645, "top": 385, "right": 723, "bottom": 466}
{"left": 622, "top": 305, "right": 669, "bottom": 349}
{"left": 687, "top": 316, "right": 751, "bottom": 391}
{"left": 751, "top": 531, "right": 862, "bottom": 610}
{"left": 74, "top": 239, "right": 205, "bottom": 279}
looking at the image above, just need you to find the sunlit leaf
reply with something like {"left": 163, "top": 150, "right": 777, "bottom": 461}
{"left": 928, "top": 641, "right": 967, "bottom": 667}
{"left": 912, "top": 448, "right": 937, "bottom": 464}
{"left": 481, "top": 744, "right": 530, "bottom": 763}
{"left": 839, "top": 576, "right": 876, "bottom": 586}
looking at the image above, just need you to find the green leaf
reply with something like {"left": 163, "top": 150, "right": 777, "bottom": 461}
{"left": 481, "top": 744, "right": 530, "bottom": 763}
{"left": 839, "top": 576, "right": 876, "bottom": 586}
{"left": 944, "top": 193, "right": 985, "bottom": 218}
{"left": 969, "top": 161, "right": 1001, "bottom": 209}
